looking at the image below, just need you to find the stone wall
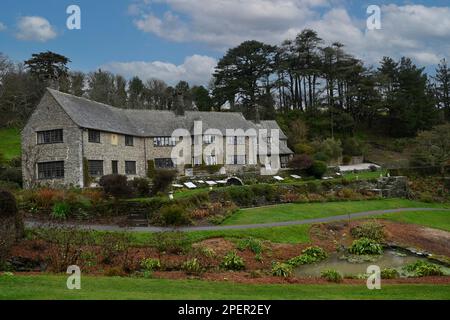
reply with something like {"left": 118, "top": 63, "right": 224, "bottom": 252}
{"left": 22, "top": 92, "right": 83, "bottom": 188}
{"left": 83, "top": 131, "right": 147, "bottom": 184}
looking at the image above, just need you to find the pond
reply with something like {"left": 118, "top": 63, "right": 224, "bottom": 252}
{"left": 294, "top": 249, "right": 449, "bottom": 278}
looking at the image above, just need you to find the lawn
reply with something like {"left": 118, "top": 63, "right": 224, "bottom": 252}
{"left": 223, "top": 199, "right": 449, "bottom": 225}
{"left": 1, "top": 275, "right": 449, "bottom": 300}
{"left": 83, "top": 223, "right": 312, "bottom": 245}
{"left": 0, "top": 127, "right": 21, "bottom": 160}
{"left": 379, "top": 210, "right": 450, "bottom": 232}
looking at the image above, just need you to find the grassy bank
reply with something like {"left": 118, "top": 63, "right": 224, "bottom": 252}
{"left": 0, "top": 127, "right": 21, "bottom": 160}
{"left": 224, "top": 199, "right": 449, "bottom": 226}
{"left": 1, "top": 275, "right": 449, "bottom": 300}
{"left": 379, "top": 210, "right": 450, "bottom": 232}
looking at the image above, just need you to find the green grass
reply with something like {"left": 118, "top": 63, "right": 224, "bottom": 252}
{"left": 224, "top": 199, "right": 449, "bottom": 226}
{"left": 379, "top": 210, "right": 450, "bottom": 232}
{"left": 82, "top": 223, "right": 312, "bottom": 245}
{"left": 0, "top": 275, "right": 448, "bottom": 300}
{"left": 0, "top": 127, "right": 21, "bottom": 160}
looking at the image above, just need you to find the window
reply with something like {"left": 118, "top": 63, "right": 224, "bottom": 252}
{"left": 281, "top": 156, "right": 289, "bottom": 168}
{"left": 267, "top": 137, "right": 272, "bottom": 144}
{"left": 227, "top": 136, "right": 245, "bottom": 145}
{"left": 205, "top": 155, "right": 217, "bottom": 166}
{"left": 38, "top": 161, "right": 64, "bottom": 179}
{"left": 192, "top": 156, "right": 201, "bottom": 166}
{"left": 37, "top": 129, "right": 63, "bottom": 144}
{"left": 226, "top": 155, "right": 246, "bottom": 165}
{"left": 203, "top": 135, "right": 215, "bottom": 144}
{"left": 125, "top": 135, "right": 134, "bottom": 146}
{"left": 112, "top": 160, "right": 118, "bottom": 174}
{"left": 154, "top": 136, "right": 177, "bottom": 147}
{"left": 88, "top": 160, "right": 103, "bottom": 177}
{"left": 125, "top": 161, "right": 137, "bottom": 175}
{"left": 154, "top": 158, "right": 175, "bottom": 169}
{"left": 88, "top": 130, "right": 101, "bottom": 143}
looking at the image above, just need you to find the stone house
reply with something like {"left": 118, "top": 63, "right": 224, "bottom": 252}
{"left": 22, "top": 88, "right": 293, "bottom": 188}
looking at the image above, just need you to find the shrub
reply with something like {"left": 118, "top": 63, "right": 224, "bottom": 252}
{"left": 321, "top": 138, "right": 343, "bottom": 161}
{"left": 131, "top": 177, "right": 151, "bottom": 197}
{"left": 33, "top": 188, "right": 64, "bottom": 209}
{"left": 104, "top": 267, "right": 126, "bottom": 277}
{"left": 227, "top": 186, "right": 254, "bottom": 206}
{"left": 404, "top": 260, "right": 443, "bottom": 277}
{"left": 0, "top": 190, "right": 18, "bottom": 218}
{"left": 342, "top": 137, "right": 364, "bottom": 157}
{"left": 348, "top": 238, "right": 383, "bottom": 255}
{"left": 0, "top": 190, "right": 20, "bottom": 265}
{"left": 271, "top": 262, "right": 292, "bottom": 278}
{"left": 182, "top": 258, "right": 203, "bottom": 275}
{"left": 308, "top": 161, "right": 327, "bottom": 178}
{"left": 289, "top": 154, "right": 313, "bottom": 172}
{"left": 159, "top": 205, "right": 190, "bottom": 226}
{"left": 152, "top": 170, "right": 176, "bottom": 195}
{"left": 305, "top": 182, "right": 319, "bottom": 193}
{"left": 342, "top": 155, "right": 352, "bottom": 165}
{"left": 147, "top": 160, "right": 156, "bottom": 178}
{"left": 221, "top": 251, "right": 245, "bottom": 271}
{"left": 140, "top": 258, "right": 161, "bottom": 271}
{"left": 350, "top": 221, "right": 385, "bottom": 242}
{"left": 100, "top": 233, "right": 131, "bottom": 267}
{"left": 250, "top": 184, "right": 276, "bottom": 202}
{"left": 381, "top": 268, "right": 399, "bottom": 279}
{"left": 0, "top": 167, "right": 22, "bottom": 186}
{"left": 294, "top": 143, "right": 314, "bottom": 155}
{"left": 99, "top": 175, "right": 133, "bottom": 199}
{"left": 37, "top": 226, "right": 95, "bottom": 272}
{"left": 288, "top": 246, "right": 328, "bottom": 266}
{"left": 302, "top": 246, "right": 328, "bottom": 261}
{"left": 0, "top": 181, "right": 20, "bottom": 191}
{"left": 81, "top": 189, "right": 104, "bottom": 205}
{"left": 150, "top": 232, "right": 191, "bottom": 255}
{"left": 313, "top": 152, "right": 329, "bottom": 162}
{"left": 195, "top": 246, "right": 216, "bottom": 258}
{"left": 51, "top": 202, "right": 71, "bottom": 220}
{"left": 237, "top": 238, "right": 263, "bottom": 254}
{"left": 321, "top": 269, "right": 343, "bottom": 283}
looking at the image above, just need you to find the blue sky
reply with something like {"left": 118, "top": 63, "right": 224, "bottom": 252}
{"left": 1, "top": 0, "right": 449, "bottom": 85}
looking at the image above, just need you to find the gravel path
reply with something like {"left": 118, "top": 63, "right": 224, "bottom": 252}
{"left": 24, "top": 207, "right": 449, "bottom": 233}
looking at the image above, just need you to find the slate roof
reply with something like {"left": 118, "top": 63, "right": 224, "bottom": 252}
{"left": 48, "top": 88, "right": 293, "bottom": 154}
{"left": 254, "top": 120, "right": 288, "bottom": 139}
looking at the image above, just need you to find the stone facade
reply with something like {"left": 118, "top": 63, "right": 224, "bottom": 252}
{"left": 22, "top": 93, "right": 83, "bottom": 188}
{"left": 22, "top": 89, "right": 293, "bottom": 188}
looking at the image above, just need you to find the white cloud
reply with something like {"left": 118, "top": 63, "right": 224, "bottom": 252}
{"left": 130, "top": 1, "right": 450, "bottom": 66}
{"left": 16, "top": 16, "right": 57, "bottom": 42}
{"left": 131, "top": 0, "right": 329, "bottom": 49}
{"left": 101, "top": 54, "right": 217, "bottom": 86}
{"left": 0, "top": 22, "right": 6, "bottom": 31}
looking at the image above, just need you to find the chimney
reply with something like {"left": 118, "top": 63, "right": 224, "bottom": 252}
{"left": 174, "top": 93, "right": 185, "bottom": 116}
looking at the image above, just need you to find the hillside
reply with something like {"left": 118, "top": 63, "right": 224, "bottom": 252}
{"left": 0, "top": 127, "right": 21, "bottom": 160}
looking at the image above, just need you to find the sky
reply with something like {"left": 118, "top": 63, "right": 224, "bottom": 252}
{"left": 1, "top": 0, "right": 449, "bottom": 86}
